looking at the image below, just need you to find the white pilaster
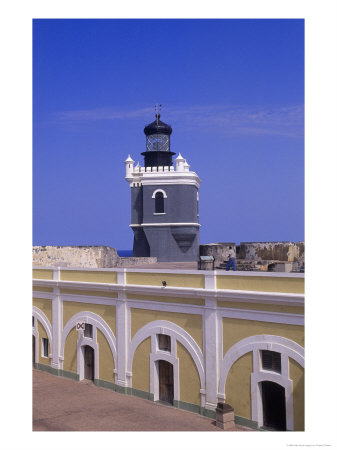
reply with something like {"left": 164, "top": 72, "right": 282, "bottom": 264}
{"left": 204, "top": 290, "right": 219, "bottom": 411}
{"left": 51, "top": 267, "right": 62, "bottom": 370}
{"left": 116, "top": 270, "right": 129, "bottom": 387}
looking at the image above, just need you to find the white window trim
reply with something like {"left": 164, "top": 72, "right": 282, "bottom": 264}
{"left": 77, "top": 332, "right": 99, "bottom": 381}
{"left": 153, "top": 212, "right": 166, "bottom": 215}
{"left": 251, "top": 370, "right": 293, "bottom": 430}
{"left": 150, "top": 351, "right": 179, "bottom": 403}
{"left": 41, "top": 337, "right": 49, "bottom": 358}
{"left": 219, "top": 335, "right": 304, "bottom": 431}
{"left": 157, "top": 333, "right": 172, "bottom": 352}
{"left": 84, "top": 323, "right": 94, "bottom": 339}
{"left": 151, "top": 189, "right": 167, "bottom": 198}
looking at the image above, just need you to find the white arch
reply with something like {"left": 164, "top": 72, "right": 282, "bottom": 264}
{"left": 128, "top": 320, "right": 205, "bottom": 389}
{"left": 151, "top": 189, "right": 167, "bottom": 198}
{"left": 60, "top": 311, "right": 117, "bottom": 367}
{"left": 219, "top": 334, "right": 304, "bottom": 395}
{"left": 219, "top": 334, "right": 304, "bottom": 430}
{"left": 32, "top": 306, "right": 53, "bottom": 349}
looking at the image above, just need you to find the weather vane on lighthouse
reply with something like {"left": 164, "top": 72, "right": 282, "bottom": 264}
{"left": 155, "top": 103, "right": 162, "bottom": 124}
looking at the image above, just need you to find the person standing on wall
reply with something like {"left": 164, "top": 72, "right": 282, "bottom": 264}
{"left": 226, "top": 246, "right": 236, "bottom": 271}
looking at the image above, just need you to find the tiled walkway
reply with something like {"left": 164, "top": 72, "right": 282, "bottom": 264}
{"left": 33, "top": 370, "right": 253, "bottom": 432}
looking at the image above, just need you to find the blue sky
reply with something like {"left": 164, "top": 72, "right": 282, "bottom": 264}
{"left": 33, "top": 19, "right": 304, "bottom": 249}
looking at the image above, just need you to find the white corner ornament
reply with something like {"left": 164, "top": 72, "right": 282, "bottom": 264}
{"left": 175, "top": 153, "right": 185, "bottom": 172}
{"left": 125, "top": 155, "right": 135, "bottom": 181}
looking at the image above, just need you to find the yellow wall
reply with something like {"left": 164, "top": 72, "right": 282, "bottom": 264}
{"left": 131, "top": 308, "right": 203, "bottom": 350}
{"left": 217, "top": 300, "right": 304, "bottom": 315}
{"left": 290, "top": 358, "right": 305, "bottom": 431}
{"left": 126, "top": 272, "right": 205, "bottom": 288}
{"left": 33, "top": 298, "right": 52, "bottom": 324}
{"left": 177, "top": 342, "right": 201, "bottom": 406}
{"left": 33, "top": 269, "right": 54, "bottom": 280}
{"left": 37, "top": 320, "right": 50, "bottom": 366}
{"left": 225, "top": 352, "right": 253, "bottom": 419}
{"left": 63, "top": 327, "right": 77, "bottom": 373}
{"left": 126, "top": 293, "right": 204, "bottom": 306}
{"left": 63, "top": 301, "right": 116, "bottom": 336}
{"left": 217, "top": 275, "right": 304, "bottom": 294}
{"left": 97, "top": 329, "right": 115, "bottom": 383}
{"left": 33, "top": 286, "right": 53, "bottom": 293}
{"left": 132, "top": 337, "right": 151, "bottom": 392}
{"left": 60, "top": 288, "right": 117, "bottom": 298}
{"left": 60, "top": 270, "right": 117, "bottom": 284}
{"left": 222, "top": 317, "right": 304, "bottom": 356}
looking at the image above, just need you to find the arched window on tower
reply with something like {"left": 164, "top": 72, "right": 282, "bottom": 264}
{"left": 155, "top": 191, "right": 164, "bottom": 213}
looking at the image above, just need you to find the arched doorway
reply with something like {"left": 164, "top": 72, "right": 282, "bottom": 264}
{"left": 261, "top": 381, "right": 286, "bottom": 430}
{"left": 84, "top": 346, "right": 94, "bottom": 381}
{"left": 32, "top": 335, "right": 36, "bottom": 366}
{"left": 158, "top": 360, "right": 174, "bottom": 405}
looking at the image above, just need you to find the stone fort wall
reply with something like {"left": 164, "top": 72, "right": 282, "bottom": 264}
{"left": 32, "top": 246, "right": 157, "bottom": 268}
{"left": 200, "top": 241, "right": 305, "bottom": 272}
{"left": 33, "top": 242, "right": 304, "bottom": 271}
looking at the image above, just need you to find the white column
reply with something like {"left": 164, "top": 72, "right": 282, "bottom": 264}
{"left": 115, "top": 270, "right": 129, "bottom": 388}
{"left": 51, "top": 267, "right": 62, "bottom": 370}
{"left": 203, "top": 272, "right": 219, "bottom": 411}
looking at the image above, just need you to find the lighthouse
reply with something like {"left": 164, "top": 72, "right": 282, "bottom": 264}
{"left": 125, "top": 107, "right": 201, "bottom": 262}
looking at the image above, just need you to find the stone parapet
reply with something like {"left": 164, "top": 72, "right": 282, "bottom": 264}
{"left": 201, "top": 241, "right": 305, "bottom": 273}
{"left": 238, "top": 241, "right": 304, "bottom": 263}
{"left": 116, "top": 257, "right": 157, "bottom": 267}
{"left": 200, "top": 243, "right": 236, "bottom": 268}
{"left": 32, "top": 246, "right": 157, "bottom": 268}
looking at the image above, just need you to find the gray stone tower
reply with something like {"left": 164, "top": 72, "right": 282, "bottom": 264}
{"left": 124, "top": 110, "right": 201, "bottom": 262}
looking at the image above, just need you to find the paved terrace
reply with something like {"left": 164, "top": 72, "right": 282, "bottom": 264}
{"left": 33, "top": 370, "right": 253, "bottom": 432}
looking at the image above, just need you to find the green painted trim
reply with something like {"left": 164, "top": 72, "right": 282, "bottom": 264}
{"left": 60, "top": 369, "right": 79, "bottom": 381}
{"left": 114, "top": 384, "right": 127, "bottom": 394}
{"left": 173, "top": 400, "right": 216, "bottom": 419}
{"left": 94, "top": 379, "right": 115, "bottom": 390}
{"left": 174, "top": 399, "right": 199, "bottom": 414}
{"left": 235, "top": 415, "right": 259, "bottom": 430}
{"left": 35, "top": 363, "right": 59, "bottom": 376}
{"left": 130, "top": 387, "right": 154, "bottom": 401}
{"left": 94, "top": 379, "right": 121, "bottom": 392}
{"left": 93, "top": 380, "right": 154, "bottom": 401}
{"left": 34, "top": 364, "right": 79, "bottom": 381}
{"left": 201, "top": 407, "right": 216, "bottom": 419}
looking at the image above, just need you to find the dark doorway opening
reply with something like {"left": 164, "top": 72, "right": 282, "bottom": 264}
{"left": 261, "top": 381, "right": 286, "bottom": 430}
{"left": 158, "top": 360, "right": 174, "bottom": 405}
{"left": 32, "top": 335, "right": 35, "bottom": 366}
{"left": 84, "top": 345, "right": 94, "bottom": 381}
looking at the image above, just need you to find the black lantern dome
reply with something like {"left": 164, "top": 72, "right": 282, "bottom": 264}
{"left": 144, "top": 114, "right": 173, "bottom": 136}
{"left": 142, "top": 112, "right": 176, "bottom": 168}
